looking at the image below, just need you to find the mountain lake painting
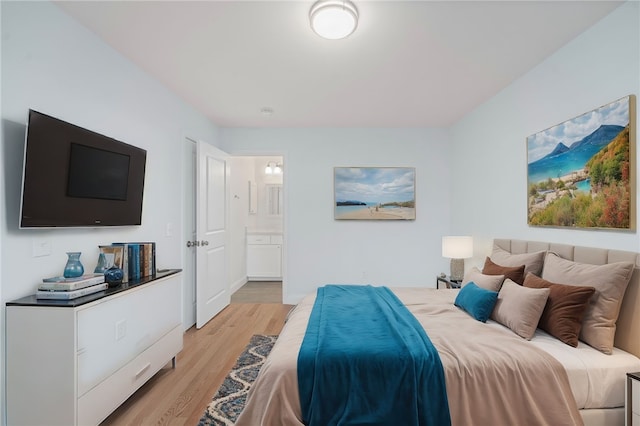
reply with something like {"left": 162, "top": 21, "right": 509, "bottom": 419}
{"left": 334, "top": 167, "right": 416, "bottom": 220}
{"left": 527, "top": 95, "right": 635, "bottom": 229}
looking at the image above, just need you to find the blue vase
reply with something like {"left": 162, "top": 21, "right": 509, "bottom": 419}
{"left": 63, "top": 252, "right": 84, "bottom": 278}
{"left": 104, "top": 265, "right": 124, "bottom": 287}
{"left": 94, "top": 253, "right": 108, "bottom": 274}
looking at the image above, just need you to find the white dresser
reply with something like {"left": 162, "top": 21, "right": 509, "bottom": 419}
{"left": 247, "top": 233, "right": 282, "bottom": 280}
{"left": 628, "top": 372, "right": 640, "bottom": 426}
{"left": 6, "top": 270, "right": 183, "bottom": 426}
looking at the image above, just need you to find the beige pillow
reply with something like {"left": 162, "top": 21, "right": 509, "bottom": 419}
{"left": 462, "top": 267, "right": 504, "bottom": 292}
{"left": 491, "top": 246, "right": 546, "bottom": 277}
{"left": 541, "top": 253, "right": 634, "bottom": 354}
{"left": 491, "top": 279, "right": 550, "bottom": 340}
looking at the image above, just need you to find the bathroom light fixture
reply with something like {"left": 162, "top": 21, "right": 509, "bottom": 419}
{"left": 442, "top": 236, "right": 473, "bottom": 282}
{"left": 309, "top": 0, "right": 358, "bottom": 40}
{"left": 265, "top": 162, "right": 283, "bottom": 175}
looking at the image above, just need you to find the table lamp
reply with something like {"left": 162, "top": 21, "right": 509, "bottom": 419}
{"left": 442, "top": 236, "right": 473, "bottom": 282}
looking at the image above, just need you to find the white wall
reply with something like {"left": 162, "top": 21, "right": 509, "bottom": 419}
{"left": 228, "top": 157, "right": 253, "bottom": 291}
{"left": 450, "top": 1, "right": 640, "bottom": 268}
{"left": 221, "top": 128, "right": 453, "bottom": 303}
{"left": 1, "top": 2, "right": 220, "bottom": 421}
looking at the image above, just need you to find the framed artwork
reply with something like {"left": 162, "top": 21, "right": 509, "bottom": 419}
{"left": 99, "top": 245, "right": 125, "bottom": 269}
{"left": 526, "top": 95, "right": 636, "bottom": 229}
{"left": 334, "top": 167, "right": 416, "bottom": 220}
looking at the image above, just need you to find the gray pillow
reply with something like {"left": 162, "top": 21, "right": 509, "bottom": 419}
{"left": 491, "top": 245, "right": 546, "bottom": 277}
{"left": 462, "top": 267, "right": 504, "bottom": 292}
{"left": 541, "top": 253, "right": 634, "bottom": 354}
{"left": 491, "top": 279, "right": 550, "bottom": 340}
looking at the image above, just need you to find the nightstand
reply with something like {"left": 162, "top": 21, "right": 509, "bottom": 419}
{"left": 627, "top": 372, "right": 640, "bottom": 426}
{"left": 436, "top": 275, "right": 462, "bottom": 289}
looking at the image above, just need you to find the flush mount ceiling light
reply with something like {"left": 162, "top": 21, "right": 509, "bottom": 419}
{"left": 309, "top": 0, "right": 358, "bottom": 40}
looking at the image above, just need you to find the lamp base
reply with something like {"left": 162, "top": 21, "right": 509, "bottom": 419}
{"left": 450, "top": 258, "right": 464, "bottom": 282}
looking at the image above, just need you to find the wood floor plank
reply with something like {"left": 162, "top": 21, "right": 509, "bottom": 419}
{"left": 101, "top": 303, "right": 293, "bottom": 425}
{"left": 231, "top": 281, "right": 282, "bottom": 303}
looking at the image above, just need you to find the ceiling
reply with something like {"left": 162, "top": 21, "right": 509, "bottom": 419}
{"left": 55, "top": 1, "right": 623, "bottom": 128}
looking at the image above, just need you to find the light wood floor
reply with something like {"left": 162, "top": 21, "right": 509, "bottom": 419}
{"left": 101, "top": 302, "right": 293, "bottom": 425}
{"left": 231, "top": 281, "right": 282, "bottom": 303}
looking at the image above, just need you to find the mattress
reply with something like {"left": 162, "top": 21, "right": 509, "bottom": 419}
{"left": 524, "top": 325, "right": 640, "bottom": 409}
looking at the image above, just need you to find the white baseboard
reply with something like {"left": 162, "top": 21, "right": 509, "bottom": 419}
{"left": 230, "top": 277, "right": 248, "bottom": 294}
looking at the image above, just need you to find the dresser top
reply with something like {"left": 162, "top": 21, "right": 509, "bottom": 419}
{"left": 6, "top": 269, "right": 181, "bottom": 308}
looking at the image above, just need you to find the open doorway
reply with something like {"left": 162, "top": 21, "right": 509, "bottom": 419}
{"left": 228, "top": 155, "right": 284, "bottom": 304}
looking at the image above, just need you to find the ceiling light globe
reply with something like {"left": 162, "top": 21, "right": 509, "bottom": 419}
{"left": 310, "top": 0, "right": 358, "bottom": 40}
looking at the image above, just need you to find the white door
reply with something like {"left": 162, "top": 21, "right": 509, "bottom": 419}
{"left": 196, "top": 141, "right": 230, "bottom": 328}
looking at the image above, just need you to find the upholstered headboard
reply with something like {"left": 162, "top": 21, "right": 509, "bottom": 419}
{"left": 493, "top": 239, "right": 640, "bottom": 358}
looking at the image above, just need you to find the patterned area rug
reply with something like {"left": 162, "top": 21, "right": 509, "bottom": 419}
{"left": 198, "top": 334, "right": 277, "bottom": 426}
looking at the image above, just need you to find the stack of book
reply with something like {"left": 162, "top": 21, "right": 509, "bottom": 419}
{"left": 111, "top": 242, "right": 156, "bottom": 282}
{"left": 36, "top": 274, "right": 107, "bottom": 300}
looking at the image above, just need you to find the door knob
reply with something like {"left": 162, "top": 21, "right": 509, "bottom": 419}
{"left": 186, "top": 240, "right": 200, "bottom": 247}
{"left": 200, "top": 240, "right": 209, "bottom": 246}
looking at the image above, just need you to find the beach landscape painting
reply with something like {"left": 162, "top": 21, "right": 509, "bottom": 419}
{"left": 527, "top": 95, "right": 635, "bottom": 229}
{"left": 334, "top": 167, "right": 416, "bottom": 220}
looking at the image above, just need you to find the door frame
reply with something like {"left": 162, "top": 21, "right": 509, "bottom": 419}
{"left": 182, "top": 137, "right": 197, "bottom": 330}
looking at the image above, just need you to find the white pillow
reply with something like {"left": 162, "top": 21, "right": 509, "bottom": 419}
{"left": 462, "top": 267, "right": 504, "bottom": 292}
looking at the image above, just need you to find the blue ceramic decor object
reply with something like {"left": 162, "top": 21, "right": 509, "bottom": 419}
{"left": 63, "top": 252, "right": 84, "bottom": 278}
{"left": 94, "top": 253, "right": 108, "bottom": 274}
{"left": 104, "top": 265, "right": 124, "bottom": 287}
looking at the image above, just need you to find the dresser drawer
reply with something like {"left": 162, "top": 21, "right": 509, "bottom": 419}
{"left": 247, "top": 235, "right": 270, "bottom": 244}
{"left": 633, "top": 379, "right": 640, "bottom": 414}
{"left": 77, "top": 325, "right": 183, "bottom": 425}
{"left": 77, "top": 277, "right": 181, "bottom": 396}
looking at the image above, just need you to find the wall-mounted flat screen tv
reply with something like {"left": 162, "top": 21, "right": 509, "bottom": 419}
{"left": 20, "top": 110, "right": 147, "bottom": 228}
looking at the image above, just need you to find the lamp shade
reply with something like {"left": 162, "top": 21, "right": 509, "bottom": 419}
{"left": 442, "top": 236, "right": 473, "bottom": 259}
{"left": 310, "top": 0, "right": 358, "bottom": 40}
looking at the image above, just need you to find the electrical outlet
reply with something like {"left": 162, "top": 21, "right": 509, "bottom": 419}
{"left": 115, "top": 320, "right": 126, "bottom": 341}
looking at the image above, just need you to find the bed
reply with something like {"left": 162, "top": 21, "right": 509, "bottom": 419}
{"left": 235, "top": 239, "right": 640, "bottom": 426}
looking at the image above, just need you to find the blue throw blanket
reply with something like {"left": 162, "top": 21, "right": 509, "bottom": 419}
{"left": 297, "top": 285, "right": 451, "bottom": 426}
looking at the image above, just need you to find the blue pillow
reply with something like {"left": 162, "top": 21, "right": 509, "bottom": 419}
{"left": 454, "top": 282, "right": 499, "bottom": 322}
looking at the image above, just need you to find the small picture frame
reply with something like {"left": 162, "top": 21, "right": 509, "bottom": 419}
{"left": 99, "top": 245, "right": 124, "bottom": 269}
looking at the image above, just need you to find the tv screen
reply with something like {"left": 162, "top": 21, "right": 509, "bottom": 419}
{"left": 20, "top": 110, "right": 147, "bottom": 228}
{"left": 67, "top": 143, "right": 130, "bottom": 201}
